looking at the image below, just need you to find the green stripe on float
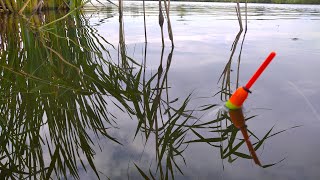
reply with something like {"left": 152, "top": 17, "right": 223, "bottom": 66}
{"left": 225, "top": 100, "right": 241, "bottom": 110}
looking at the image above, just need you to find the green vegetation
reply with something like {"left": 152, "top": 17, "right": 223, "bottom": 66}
{"left": 0, "top": 1, "right": 299, "bottom": 179}
{"left": 0, "top": 11, "right": 132, "bottom": 179}
{"left": 0, "top": 10, "right": 288, "bottom": 179}
{"left": 0, "top": 0, "right": 86, "bottom": 13}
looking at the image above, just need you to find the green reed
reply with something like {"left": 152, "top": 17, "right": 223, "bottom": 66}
{"left": 0, "top": 0, "right": 87, "bottom": 13}
{"left": 0, "top": 11, "right": 137, "bottom": 179}
{"left": 219, "top": 1, "right": 244, "bottom": 101}
{"left": 0, "top": 2, "right": 297, "bottom": 179}
{"left": 131, "top": 2, "right": 297, "bottom": 179}
{"left": 132, "top": 46, "right": 191, "bottom": 179}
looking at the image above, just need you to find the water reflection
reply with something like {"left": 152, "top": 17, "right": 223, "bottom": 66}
{"left": 0, "top": 2, "right": 305, "bottom": 179}
{"left": 229, "top": 108, "right": 261, "bottom": 166}
{"left": 0, "top": 12, "right": 138, "bottom": 179}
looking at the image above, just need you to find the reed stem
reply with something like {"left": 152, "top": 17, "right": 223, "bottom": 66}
{"left": 143, "top": 0, "right": 147, "bottom": 43}
{"left": 18, "top": 0, "right": 31, "bottom": 14}
{"left": 4, "top": 0, "right": 13, "bottom": 12}
{"left": 159, "top": 0, "right": 165, "bottom": 46}
{"left": 0, "top": 0, "right": 7, "bottom": 11}
{"left": 163, "top": 0, "right": 174, "bottom": 47}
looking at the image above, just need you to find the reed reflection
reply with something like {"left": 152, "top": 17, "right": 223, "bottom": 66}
{"left": 0, "top": 12, "right": 135, "bottom": 179}
{"left": 0, "top": 4, "right": 292, "bottom": 180}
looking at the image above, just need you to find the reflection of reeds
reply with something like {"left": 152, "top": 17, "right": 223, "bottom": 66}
{"left": 0, "top": 2, "right": 295, "bottom": 179}
{"left": 133, "top": 46, "right": 193, "bottom": 179}
{"left": 0, "top": 8, "right": 185, "bottom": 179}
{"left": 214, "top": 1, "right": 296, "bottom": 169}
{"left": 0, "top": 12, "right": 137, "bottom": 179}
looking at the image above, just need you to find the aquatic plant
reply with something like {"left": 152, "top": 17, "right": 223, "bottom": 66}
{"left": 0, "top": 1, "right": 297, "bottom": 180}
{"left": 0, "top": 0, "right": 85, "bottom": 13}
{"left": 0, "top": 6, "right": 181, "bottom": 178}
{"left": 0, "top": 11, "right": 139, "bottom": 179}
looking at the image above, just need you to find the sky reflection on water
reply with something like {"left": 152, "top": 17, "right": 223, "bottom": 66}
{"left": 0, "top": 1, "right": 317, "bottom": 179}
{"left": 81, "top": 1, "right": 320, "bottom": 179}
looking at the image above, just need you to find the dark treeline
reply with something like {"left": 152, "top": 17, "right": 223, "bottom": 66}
{"left": 149, "top": 0, "right": 320, "bottom": 4}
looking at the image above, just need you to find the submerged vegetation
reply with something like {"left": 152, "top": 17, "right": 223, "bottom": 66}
{"left": 0, "top": 1, "right": 298, "bottom": 179}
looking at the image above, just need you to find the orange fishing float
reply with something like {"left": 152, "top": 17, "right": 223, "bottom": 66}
{"left": 225, "top": 52, "right": 276, "bottom": 110}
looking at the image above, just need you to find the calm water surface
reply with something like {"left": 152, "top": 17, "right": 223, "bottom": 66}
{"left": 1, "top": 1, "right": 320, "bottom": 179}
{"left": 82, "top": 1, "right": 320, "bottom": 179}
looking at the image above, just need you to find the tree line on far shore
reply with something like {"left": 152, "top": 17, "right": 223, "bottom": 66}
{"left": 154, "top": 0, "right": 320, "bottom": 4}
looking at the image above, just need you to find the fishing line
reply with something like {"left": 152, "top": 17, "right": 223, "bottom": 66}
{"left": 288, "top": 81, "right": 320, "bottom": 122}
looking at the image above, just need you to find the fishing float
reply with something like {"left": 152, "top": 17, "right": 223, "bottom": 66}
{"left": 225, "top": 51, "right": 277, "bottom": 166}
{"left": 225, "top": 51, "right": 277, "bottom": 110}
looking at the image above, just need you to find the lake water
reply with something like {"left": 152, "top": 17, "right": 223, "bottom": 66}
{"left": 82, "top": 1, "right": 320, "bottom": 179}
{"left": 1, "top": 1, "right": 320, "bottom": 180}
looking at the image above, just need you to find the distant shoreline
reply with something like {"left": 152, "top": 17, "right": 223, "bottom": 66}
{"left": 132, "top": 0, "right": 320, "bottom": 5}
